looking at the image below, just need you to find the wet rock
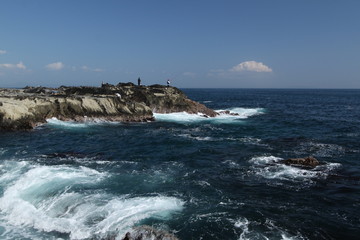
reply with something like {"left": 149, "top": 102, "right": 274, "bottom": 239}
{"left": 281, "top": 156, "right": 320, "bottom": 167}
{"left": 121, "top": 225, "right": 179, "bottom": 240}
{"left": 218, "top": 110, "right": 239, "bottom": 116}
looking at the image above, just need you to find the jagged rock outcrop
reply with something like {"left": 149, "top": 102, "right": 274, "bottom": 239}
{"left": 0, "top": 83, "right": 217, "bottom": 130}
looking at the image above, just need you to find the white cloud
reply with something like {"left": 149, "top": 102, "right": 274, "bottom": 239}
{"left": 16, "top": 62, "right": 26, "bottom": 69}
{"left": 0, "top": 50, "right": 6, "bottom": 55}
{"left": 230, "top": 61, "right": 272, "bottom": 73}
{"left": 183, "top": 72, "right": 196, "bottom": 77}
{"left": 81, "top": 65, "right": 104, "bottom": 72}
{"left": 46, "top": 62, "right": 64, "bottom": 70}
{"left": 0, "top": 61, "right": 26, "bottom": 70}
{"left": 81, "top": 65, "right": 89, "bottom": 71}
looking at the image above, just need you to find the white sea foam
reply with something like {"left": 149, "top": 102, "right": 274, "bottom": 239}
{"left": 235, "top": 217, "right": 250, "bottom": 240}
{"left": 0, "top": 148, "right": 7, "bottom": 156}
{"left": 46, "top": 117, "right": 89, "bottom": 128}
{"left": 0, "top": 161, "right": 184, "bottom": 239}
{"left": 234, "top": 137, "right": 263, "bottom": 144}
{"left": 217, "top": 107, "right": 264, "bottom": 119}
{"left": 0, "top": 161, "right": 29, "bottom": 188}
{"left": 222, "top": 159, "right": 241, "bottom": 168}
{"left": 249, "top": 155, "right": 341, "bottom": 183}
{"left": 154, "top": 112, "right": 209, "bottom": 123}
{"left": 249, "top": 156, "right": 282, "bottom": 165}
{"left": 177, "top": 133, "right": 214, "bottom": 141}
{"left": 46, "top": 117, "right": 120, "bottom": 129}
{"left": 154, "top": 107, "right": 264, "bottom": 124}
{"left": 234, "top": 217, "right": 304, "bottom": 240}
{"left": 196, "top": 180, "right": 211, "bottom": 187}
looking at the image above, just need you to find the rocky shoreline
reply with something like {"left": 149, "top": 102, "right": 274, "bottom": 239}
{"left": 0, "top": 83, "right": 217, "bottom": 130}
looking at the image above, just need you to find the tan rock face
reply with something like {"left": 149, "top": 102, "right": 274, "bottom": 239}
{"left": 0, "top": 84, "right": 216, "bottom": 130}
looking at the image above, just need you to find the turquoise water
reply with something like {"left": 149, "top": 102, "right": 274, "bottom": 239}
{"left": 0, "top": 89, "right": 359, "bottom": 239}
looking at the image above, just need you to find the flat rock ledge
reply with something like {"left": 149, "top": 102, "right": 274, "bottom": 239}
{"left": 0, "top": 83, "right": 217, "bottom": 130}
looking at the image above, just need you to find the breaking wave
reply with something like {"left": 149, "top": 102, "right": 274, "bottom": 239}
{"left": 0, "top": 160, "right": 184, "bottom": 239}
{"left": 248, "top": 155, "right": 341, "bottom": 184}
{"left": 154, "top": 107, "right": 264, "bottom": 124}
{"left": 45, "top": 117, "right": 120, "bottom": 129}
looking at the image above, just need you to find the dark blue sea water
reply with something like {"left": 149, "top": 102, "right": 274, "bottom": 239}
{"left": 0, "top": 89, "right": 359, "bottom": 240}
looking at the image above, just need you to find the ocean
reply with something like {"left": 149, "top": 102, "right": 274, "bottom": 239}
{"left": 0, "top": 89, "right": 359, "bottom": 240}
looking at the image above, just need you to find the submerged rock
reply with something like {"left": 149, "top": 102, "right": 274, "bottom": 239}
{"left": 0, "top": 83, "right": 217, "bottom": 130}
{"left": 281, "top": 156, "right": 320, "bottom": 168}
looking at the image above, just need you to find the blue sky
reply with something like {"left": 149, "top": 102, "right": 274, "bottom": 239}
{"left": 1, "top": 0, "right": 359, "bottom": 88}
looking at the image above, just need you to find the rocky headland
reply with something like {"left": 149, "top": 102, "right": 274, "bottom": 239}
{"left": 0, "top": 83, "right": 217, "bottom": 130}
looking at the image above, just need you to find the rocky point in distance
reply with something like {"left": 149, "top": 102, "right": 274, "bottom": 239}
{"left": 0, "top": 82, "right": 217, "bottom": 131}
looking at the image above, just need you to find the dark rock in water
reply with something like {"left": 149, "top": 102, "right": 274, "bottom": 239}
{"left": 218, "top": 110, "right": 239, "bottom": 116}
{"left": 281, "top": 156, "right": 320, "bottom": 167}
{"left": 122, "top": 232, "right": 131, "bottom": 240}
{"left": 121, "top": 225, "right": 179, "bottom": 240}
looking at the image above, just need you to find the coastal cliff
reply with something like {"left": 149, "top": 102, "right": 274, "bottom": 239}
{"left": 0, "top": 83, "right": 217, "bottom": 130}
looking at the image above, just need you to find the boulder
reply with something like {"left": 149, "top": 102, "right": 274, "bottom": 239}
{"left": 281, "top": 156, "right": 320, "bottom": 167}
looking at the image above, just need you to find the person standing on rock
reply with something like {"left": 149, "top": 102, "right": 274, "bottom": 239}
{"left": 138, "top": 77, "right": 141, "bottom": 86}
